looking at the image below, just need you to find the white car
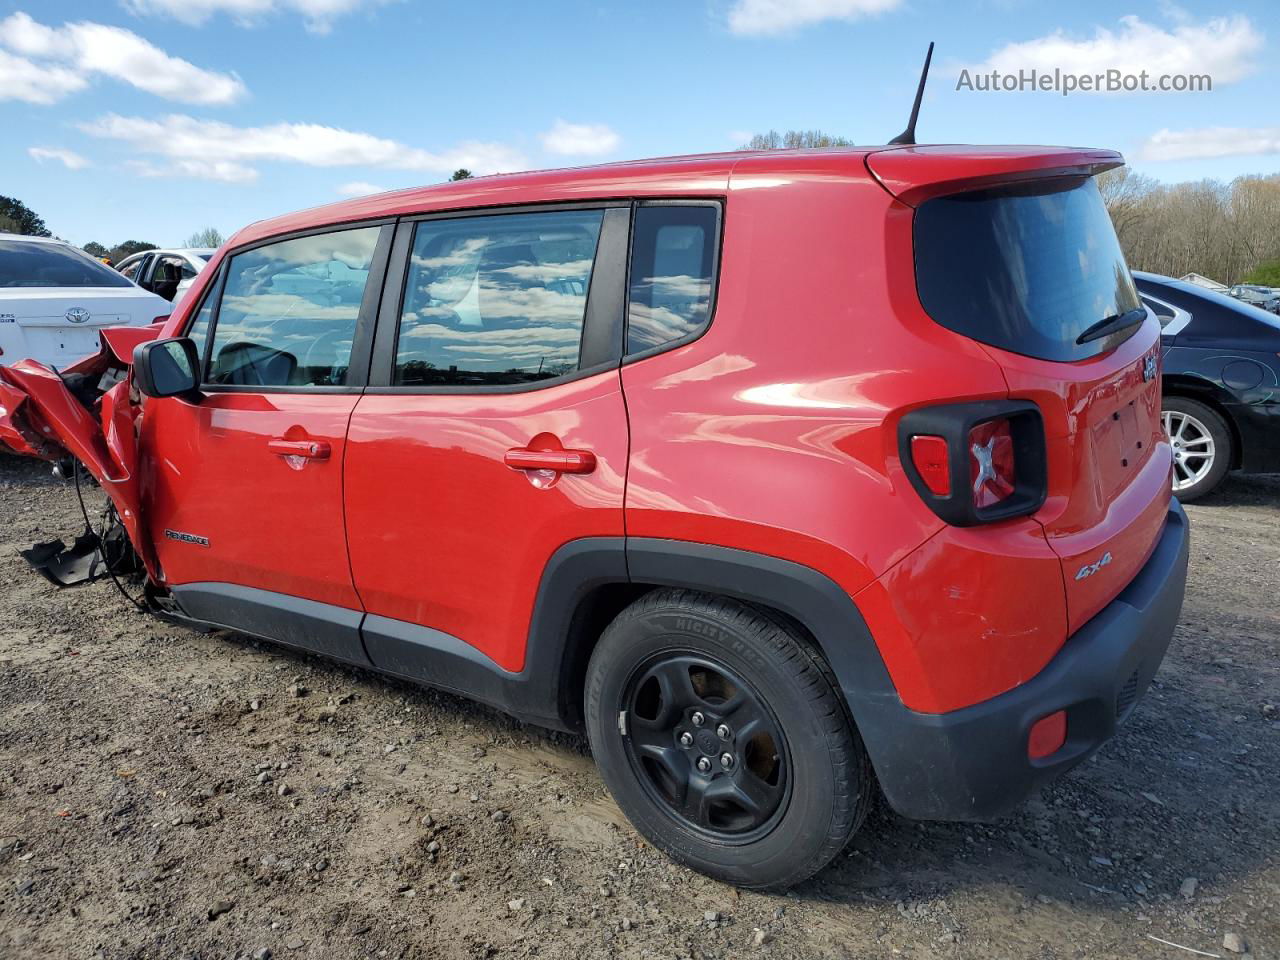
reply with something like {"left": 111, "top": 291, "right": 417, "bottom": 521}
{"left": 0, "top": 235, "right": 171, "bottom": 370}
{"left": 116, "top": 247, "right": 215, "bottom": 308}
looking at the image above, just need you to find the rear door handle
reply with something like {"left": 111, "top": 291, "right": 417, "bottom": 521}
{"left": 504, "top": 447, "right": 596, "bottom": 474}
{"left": 268, "top": 438, "right": 331, "bottom": 460}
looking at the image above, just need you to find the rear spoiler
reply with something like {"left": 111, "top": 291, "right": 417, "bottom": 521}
{"left": 865, "top": 145, "right": 1125, "bottom": 207}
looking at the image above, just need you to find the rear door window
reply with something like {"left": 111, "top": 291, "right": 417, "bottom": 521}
{"left": 914, "top": 177, "right": 1141, "bottom": 361}
{"left": 204, "top": 226, "right": 382, "bottom": 387}
{"left": 394, "top": 209, "right": 604, "bottom": 386}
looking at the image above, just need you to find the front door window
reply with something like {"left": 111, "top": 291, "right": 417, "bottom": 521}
{"left": 205, "top": 226, "right": 382, "bottom": 387}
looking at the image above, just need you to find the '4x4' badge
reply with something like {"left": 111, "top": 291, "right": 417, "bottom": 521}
{"left": 1075, "top": 551, "right": 1112, "bottom": 581}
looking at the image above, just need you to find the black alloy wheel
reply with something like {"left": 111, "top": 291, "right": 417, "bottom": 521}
{"left": 621, "top": 652, "right": 789, "bottom": 841}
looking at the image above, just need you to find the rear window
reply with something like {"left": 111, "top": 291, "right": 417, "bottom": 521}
{"left": 914, "top": 177, "right": 1141, "bottom": 361}
{"left": 0, "top": 239, "right": 134, "bottom": 289}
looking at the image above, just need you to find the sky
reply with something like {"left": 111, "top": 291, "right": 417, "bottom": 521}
{"left": 1, "top": 0, "right": 1277, "bottom": 247}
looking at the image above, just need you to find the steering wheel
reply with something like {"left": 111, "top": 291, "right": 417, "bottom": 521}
{"left": 299, "top": 330, "right": 349, "bottom": 385}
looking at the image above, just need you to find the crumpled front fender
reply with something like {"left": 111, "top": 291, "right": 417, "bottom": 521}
{"left": 0, "top": 323, "right": 165, "bottom": 579}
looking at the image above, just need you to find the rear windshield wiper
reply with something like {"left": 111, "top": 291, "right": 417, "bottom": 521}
{"left": 1076, "top": 306, "right": 1147, "bottom": 345}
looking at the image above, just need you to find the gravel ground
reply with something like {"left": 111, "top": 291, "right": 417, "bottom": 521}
{"left": 0, "top": 452, "right": 1275, "bottom": 960}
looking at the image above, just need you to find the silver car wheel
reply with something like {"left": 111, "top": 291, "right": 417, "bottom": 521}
{"left": 1162, "top": 408, "right": 1216, "bottom": 492}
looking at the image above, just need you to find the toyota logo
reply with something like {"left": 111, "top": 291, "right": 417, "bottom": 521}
{"left": 65, "top": 307, "right": 91, "bottom": 325}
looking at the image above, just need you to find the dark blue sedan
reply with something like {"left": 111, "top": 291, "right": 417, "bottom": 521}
{"left": 1135, "top": 271, "right": 1280, "bottom": 500}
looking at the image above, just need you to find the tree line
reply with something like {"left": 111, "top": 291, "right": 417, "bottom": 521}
{"left": 1097, "top": 169, "right": 1280, "bottom": 286}
{"left": 81, "top": 229, "right": 226, "bottom": 264}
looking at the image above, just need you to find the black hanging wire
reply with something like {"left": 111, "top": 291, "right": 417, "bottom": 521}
{"left": 72, "top": 461, "right": 147, "bottom": 611}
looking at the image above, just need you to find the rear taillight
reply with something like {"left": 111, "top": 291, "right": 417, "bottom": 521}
{"left": 899, "top": 400, "right": 1047, "bottom": 526}
{"left": 968, "top": 418, "right": 1016, "bottom": 508}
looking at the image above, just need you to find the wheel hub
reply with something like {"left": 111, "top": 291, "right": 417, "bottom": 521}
{"left": 693, "top": 727, "right": 721, "bottom": 755}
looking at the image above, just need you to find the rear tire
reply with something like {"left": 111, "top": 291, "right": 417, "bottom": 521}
{"left": 1163, "top": 396, "right": 1232, "bottom": 502}
{"left": 584, "top": 588, "right": 871, "bottom": 889}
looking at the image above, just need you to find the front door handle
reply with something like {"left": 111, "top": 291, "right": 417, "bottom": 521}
{"left": 504, "top": 447, "right": 596, "bottom": 474}
{"left": 268, "top": 438, "right": 331, "bottom": 460}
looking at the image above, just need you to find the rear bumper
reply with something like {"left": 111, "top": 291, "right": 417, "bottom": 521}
{"left": 1227, "top": 401, "right": 1280, "bottom": 475}
{"left": 871, "top": 500, "right": 1189, "bottom": 821}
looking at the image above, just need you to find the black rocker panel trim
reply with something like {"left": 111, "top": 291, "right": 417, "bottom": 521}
{"left": 167, "top": 541, "right": 631, "bottom": 732}
{"left": 169, "top": 582, "right": 370, "bottom": 667}
{"left": 363, "top": 538, "right": 630, "bottom": 728}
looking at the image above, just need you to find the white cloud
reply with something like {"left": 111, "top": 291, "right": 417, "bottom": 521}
{"left": 539, "top": 120, "right": 620, "bottom": 157}
{"left": 28, "top": 146, "right": 90, "bottom": 170}
{"left": 129, "top": 158, "right": 259, "bottom": 183}
{"left": 82, "top": 113, "right": 527, "bottom": 182}
{"left": 967, "top": 14, "right": 1262, "bottom": 89}
{"left": 336, "top": 180, "right": 389, "bottom": 197}
{"left": 0, "top": 12, "right": 245, "bottom": 105}
{"left": 0, "top": 49, "right": 87, "bottom": 104}
{"left": 1138, "top": 126, "right": 1280, "bottom": 162}
{"left": 123, "top": 0, "right": 386, "bottom": 33}
{"left": 727, "top": 0, "right": 904, "bottom": 35}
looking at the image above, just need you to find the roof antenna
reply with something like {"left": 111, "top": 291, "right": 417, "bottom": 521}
{"left": 888, "top": 41, "right": 935, "bottom": 146}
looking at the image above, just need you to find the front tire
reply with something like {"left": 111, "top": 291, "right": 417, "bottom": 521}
{"left": 1163, "top": 396, "right": 1232, "bottom": 502}
{"left": 584, "top": 589, "right": 871, "bottom": 889}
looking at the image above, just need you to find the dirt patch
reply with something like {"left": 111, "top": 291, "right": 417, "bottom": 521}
{"left": 0, "top": 452, "right": 1276, "bottom": 959}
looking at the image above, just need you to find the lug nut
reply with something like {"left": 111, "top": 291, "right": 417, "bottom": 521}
{"left": 716, "top": 723, "right": 731, "bottom": 739}
{"left": 720, "top": 753, "right": 735, "bottom": 770}
{"left": 690, "top": 711, "right": 705, "bottom": 727}
{"left": 678, "top": 731, "right": 694, "bottom": 748}
{"left": 696, "top": 757, "right": 713, "bottom": 774}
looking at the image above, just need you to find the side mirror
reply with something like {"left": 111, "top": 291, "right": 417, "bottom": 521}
{"left": 132, "top": 337, "right": 201, "bottom": 400}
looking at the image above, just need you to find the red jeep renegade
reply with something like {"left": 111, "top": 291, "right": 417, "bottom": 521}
{"left": 0, "top": 144, "right": 1188, "bottom": 889}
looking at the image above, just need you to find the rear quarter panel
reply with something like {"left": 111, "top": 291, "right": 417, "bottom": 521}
{"left": 620, "top": 153, "right": 1071, "bottom": 712}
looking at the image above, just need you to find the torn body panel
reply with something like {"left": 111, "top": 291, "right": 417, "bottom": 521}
{"left": 0, "top": 324, "right": 164, "bottom": 584}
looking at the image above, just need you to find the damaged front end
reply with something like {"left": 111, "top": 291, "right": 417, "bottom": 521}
{"left": 0, "top": 324, "right": 163, "bottom": 590}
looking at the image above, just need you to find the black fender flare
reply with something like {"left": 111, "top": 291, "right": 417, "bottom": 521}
{"left": 526, "top": 538, "right": 912, "bottom": 795}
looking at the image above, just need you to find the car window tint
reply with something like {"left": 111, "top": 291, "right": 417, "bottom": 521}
{"left": 205, "top": 226, "right": 380, "bottom": 387}
{"left": 626, "top": 205, "right": 717, "bottom": 355}
{"left": 394, "top": 209, "right": 604, "bottom": 387}
{"left": 914, "top": 178, "right": 1141, "bottom": 362}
